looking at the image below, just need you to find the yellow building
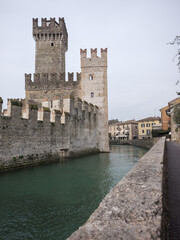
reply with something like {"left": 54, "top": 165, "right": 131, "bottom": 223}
{"left": 137, "top": 117, "right": 161, "bottom": 139}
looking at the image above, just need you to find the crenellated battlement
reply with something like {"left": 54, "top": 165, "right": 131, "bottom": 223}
{"left": 32, "top": 17, "right": 68, "bottom": 44}
{"left": 33, "top": 17, "right": 65, "bottom": 29}
{"left": 25, "top": 72, "right": 81, "bottom": 91}
{"left": 80, "top": 48, "right": 107, "bottom": 68}
{"left": 0, "top": 97, "right": 98, "bottom": 124}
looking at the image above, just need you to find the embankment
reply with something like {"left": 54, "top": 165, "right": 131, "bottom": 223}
{"left": 110, "top": 138, "right": 160, "bottom": 149}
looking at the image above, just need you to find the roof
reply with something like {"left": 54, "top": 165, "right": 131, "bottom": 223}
{"left": 109, "top": 119, "right": 138, "bottom": 126}
{"left": 159, "top": 105, "right": 169, "bottom": 111}
{"left": 118, "top": 120, "right": 138, "bottom": 125}
{"left": 168, "top": 97, "right": 180, "bottom": 107}
{"left": 137, "top": 117, "right": 161, "bottom": 122}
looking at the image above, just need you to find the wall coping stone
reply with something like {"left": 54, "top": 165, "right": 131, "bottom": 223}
{"left": 67, "top": 137, "right": 166, "bottom": 240}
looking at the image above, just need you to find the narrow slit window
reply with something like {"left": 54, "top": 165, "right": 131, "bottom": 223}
{"left": 51, "top": 42, "right": 54, "bottom": 46}
{"left": 89, "top": 75, "right": 93, "bottom": 80}
{"left": 91, "top": 92, "right": 94, "bottom": 98}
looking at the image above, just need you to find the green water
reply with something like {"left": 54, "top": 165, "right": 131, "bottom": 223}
{"left": 0, "top": 145, "right": 147, "bottom": 240}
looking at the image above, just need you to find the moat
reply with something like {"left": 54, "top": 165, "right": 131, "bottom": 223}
{"left": 0, "top": 145, "right": 147, "bottom": 240}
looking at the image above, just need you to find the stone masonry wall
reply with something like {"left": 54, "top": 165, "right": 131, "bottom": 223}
{"left": 80, "top": 48, "right": 109, "bottom": 152}
{"left": 68, "top": 137, "right": 166, "bottom": 240}
{"left": 110, "top": 138, "right": 160, "bottom": 149}
{"left": 33, "top": 17, "right": 68, "bottom": 74}
{"left": 0, "top": 98, "right": 99, "bottom": 171}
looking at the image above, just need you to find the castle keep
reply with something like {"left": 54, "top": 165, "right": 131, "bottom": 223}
{"left": 0, "top": 17, "right": 109, "bottom": 170}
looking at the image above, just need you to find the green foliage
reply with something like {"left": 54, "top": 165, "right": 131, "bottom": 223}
{"left": 70, "top": 96, "right": 75, "bottom": 100}
{"left": 11, "top": 99, "right": 23, "bottom": 107}
{"left": 0, "top": 97, "right": 3, "bottom": 104}
{"left": 29, "top": 104, "right": 38, "bottom": 110}
{"left": 64, "top": 111, "right": 70, "bottom": 116}
{"left": 152, "top": 129, "right": 170, "bottom": 137}
{"left": 54, "top": 109, "right": 61, "bottom": 114}
{"left": 13, "top": 157, "right": 16, "bottom": 161}
{"left": 173, "top": 103, "right": 180, "bottom": 125}
{"left": 28, "top": 155, "right": 33, "bottom": 160}
{"left": 43, "top": 107, "right": 50, "bottom": 112}
{"left": 19, "top": 155, "right": 24, "bottom": 159}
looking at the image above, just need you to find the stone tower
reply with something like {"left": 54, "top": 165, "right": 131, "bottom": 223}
{"left": 80, "top": 48, "right": 109, "bottom": 152}
{"left": 25, "top": 18, "right": 80, "bottom": 106}
{"left": 33, "top": 17, "right": 68, "bottom": 74}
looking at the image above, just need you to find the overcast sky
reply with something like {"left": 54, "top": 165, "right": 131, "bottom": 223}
{"left": 0, "top": 0, "right": 180, "bottom": 121}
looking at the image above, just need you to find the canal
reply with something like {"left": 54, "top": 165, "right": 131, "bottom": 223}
{"left": 0, "top": 145, "right": 147, "bottom": 240}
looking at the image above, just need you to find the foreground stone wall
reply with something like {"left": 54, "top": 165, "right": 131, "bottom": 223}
{"left": 110, "top": 138, "right": 160, "bottom": 149}
{"left": 68, "top": 137, "right": 166, "bottom": 240}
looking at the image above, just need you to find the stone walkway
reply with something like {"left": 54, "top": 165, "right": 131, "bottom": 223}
{"left": 167, "top": 141, "right": 180, "bottom": 240}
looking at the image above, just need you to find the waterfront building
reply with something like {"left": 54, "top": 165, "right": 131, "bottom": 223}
{"left": 108, "top": 121, "right": 120, "bottom": 139}
{"left": 137, "top": 117, "right": 162, "bottom": 139}
{"left": 109, "top": 120, "right": 138, "bottom": 140}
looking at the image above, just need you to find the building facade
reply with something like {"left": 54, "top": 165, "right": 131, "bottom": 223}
{"left": 109, "top": 120, "right": 138, "bottom": 140}
{"left": 137, "top": 117, "right": 162, "bottom": 139}
{"left": 160, "top": 106, "right": 171, "bottom": 130}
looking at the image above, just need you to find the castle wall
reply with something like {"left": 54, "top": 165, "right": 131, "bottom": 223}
{"left": 0, "top": 98, "right": 99, "bottom": 171}
{"left": 25, "top": 73, "right": 81, "bottom": 107}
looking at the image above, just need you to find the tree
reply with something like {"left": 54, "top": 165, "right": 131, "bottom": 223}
{"left": 168, "top": 36, "right": 180, "bottom": 94}
{"left": 173, "top": 103, "right": 180, "bottom": 125}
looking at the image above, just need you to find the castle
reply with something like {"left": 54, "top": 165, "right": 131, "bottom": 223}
{"left": 0, "top": 17, "right": 109, "bottom": 170}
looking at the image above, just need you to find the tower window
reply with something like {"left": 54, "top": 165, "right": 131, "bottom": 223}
{"left": 89, "top": 75, "right": 93, "bottom": 80}
{"left": 91, "top": 92, "right": 94, "bottom": 98}
{"left": 51, "top": 42, "right": 54, "bottom": 46}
